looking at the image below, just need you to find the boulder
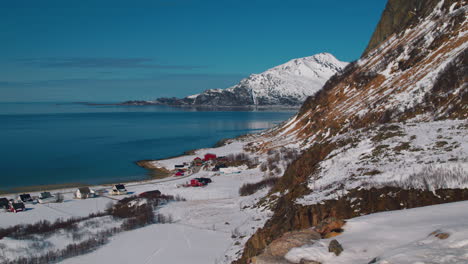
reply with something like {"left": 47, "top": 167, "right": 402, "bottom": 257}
{"left": 328, "top": 239, "right": 343, "bottom": 256}
{"left": 430, "top": 230, "right": 450, "bottom": 240}
{"left": 265, "top": 229, "right": 321, "bottom": 257}
{"left": 314, "top": 217, "right": 345, "bottom": 238}
{"left": 250, "top": 229, "right": 321, "bottom": 263}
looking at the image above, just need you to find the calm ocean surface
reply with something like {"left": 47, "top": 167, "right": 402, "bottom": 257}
{"left": 0, "top": 102, "right": 295, "bottom": 191}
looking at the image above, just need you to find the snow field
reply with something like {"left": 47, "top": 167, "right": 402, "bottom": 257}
{"left": 285, "top": 201, "right": 468, "bottom": 264}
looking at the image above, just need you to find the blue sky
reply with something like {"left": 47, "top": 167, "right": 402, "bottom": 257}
{"left": 0, "top": 0, "right": 387, "bottom": 102}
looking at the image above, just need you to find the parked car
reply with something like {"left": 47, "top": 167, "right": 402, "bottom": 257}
{"left": 196, "top": 177, "right": 212, "bottom": 185}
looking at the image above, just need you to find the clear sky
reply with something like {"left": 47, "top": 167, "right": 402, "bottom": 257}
{"left": 0, "top": 0, "right": 387, "bottom": 102}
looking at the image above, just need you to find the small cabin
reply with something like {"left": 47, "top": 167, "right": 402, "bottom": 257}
{"left": 38, "top": 192, "right": 55, "bottom": 204}
{"left": 18, "top": 193, "right": 34, "bottom": 203}
{"left": 0, "top": 198, "right": 9, "bottom": 209}
{"left": 9, "top": 202, "right": 25, "bottom": 213}
{"left": 75, "top": 187, "right": 96, "bottom": 199}
{"left": 174, "top": 164, "right": 185, "bottom": 169}
{"left": 110, "top": 184, "right": 127, "bottom": 195}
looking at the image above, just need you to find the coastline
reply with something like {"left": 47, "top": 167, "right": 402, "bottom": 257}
{"left": 83, "top": 101, "right": 301, "bottom": 111}
{"left": 0, "top": 136, "right": 242, "bottom": 196}
{"left": 0, "top": 107, "right": 278, "bottom": 196}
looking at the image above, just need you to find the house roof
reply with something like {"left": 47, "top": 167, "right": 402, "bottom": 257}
{"left": 78, "top": 187, "right": 91, "bottom": 194}
{"left": 114, "top": 184, "right": 125, "bottom": 190}
{"left": 41, "top": 192, "right": 52, "bottom": 198}
{"left": 12, "top": 203, "right": 25, "bottom": 209}
{"left": 0, "top": 198, "right": 9, "bottom": 206}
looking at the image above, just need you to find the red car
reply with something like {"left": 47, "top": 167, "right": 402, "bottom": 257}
{"left": 190, "top": 179, "right": 205, "bottom": 187}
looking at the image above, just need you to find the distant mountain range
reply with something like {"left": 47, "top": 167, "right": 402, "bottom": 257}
{"left": 122, "top": 53, "right": 348, "bottom": 107}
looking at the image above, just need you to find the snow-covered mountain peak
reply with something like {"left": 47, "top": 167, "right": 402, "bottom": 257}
{"left": 220, "top": 53, "right": 348, "bottom": 106}
{"left": 125, "top": 53, "right": 348, "bottom": 107}
{"left": 256, "top": 53, "right": 347, "bottom": 78}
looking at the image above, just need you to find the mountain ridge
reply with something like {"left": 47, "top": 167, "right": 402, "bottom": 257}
{"left": 122, "top": 53, "right": 348, "bottom": 107}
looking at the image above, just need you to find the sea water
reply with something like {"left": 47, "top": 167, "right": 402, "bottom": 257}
{"left": 0, "top": 102, "right": 295, "bottom": 190}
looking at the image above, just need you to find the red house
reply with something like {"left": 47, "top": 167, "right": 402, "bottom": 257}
{"left": 175, "top": 171, "right": 184, "bottom": 176}
{"left": 204, "top": 153, "right": 217, "bottom": 161}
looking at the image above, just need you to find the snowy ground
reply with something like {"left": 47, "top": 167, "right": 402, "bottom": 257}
{"left": 286, "top": 200, "right": 468, "bottom": 264}
{"left": 61, "top": 224, "right": 231, "bottom": 264}
{"left": 298, "top": 120, "right": 468, "bottom": 205}
{"left": 0, "top": 141, "right": 273, "bottom": 264}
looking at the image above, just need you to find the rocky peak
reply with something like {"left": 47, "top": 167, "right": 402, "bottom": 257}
{"left": 363, "top": 0, "right": 443, "bottom": 56}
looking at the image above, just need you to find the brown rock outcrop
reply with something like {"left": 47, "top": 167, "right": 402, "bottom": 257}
{"left": 251, "top": 229, "right": 321, "bottom": 264}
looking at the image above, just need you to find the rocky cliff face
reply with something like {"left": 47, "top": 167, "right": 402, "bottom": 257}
{"left": 123, "top": 53, "right": 347, "bottom": 107}
{"left": 234, "top": 0, "right": 467, "bottom": 262}
{"left": 363, "top": 0, "right": 443, "bottom": 56}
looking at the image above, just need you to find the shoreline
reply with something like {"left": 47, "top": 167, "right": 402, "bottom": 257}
{"left": 83, "top": 102, "right": 300, "bottom": 111}
{"left": 0, "top": 138, "right": 237, "bottom": 196}
{"left": 0, "top": 112, "right": 269, "bottom": 197}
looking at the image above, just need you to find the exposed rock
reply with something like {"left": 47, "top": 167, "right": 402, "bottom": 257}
{"left": 430, "top": 230, "right": 450, "bottom": 240}
{"left": 250, "top": 255, "right": 289, "bottom": 264}
{"left": 250, "top": 229, "right": 320, "bottom": 264}
{"left": 313, "top": 217, "right": 345, "bottom": 238}
{"left": 328, "top": 239, "right": 343, "bottom": 256}
{"left": 264, "top": 229, "right": 321, "bottom": 257}
{"left": 324, "top": 231, "right": 342, "bottom": 239}
{"left": 299, "top": 260, "right": 321, "bottom": 264}
{"left": 363, "top": 0, "right": 440, "bottom": 56}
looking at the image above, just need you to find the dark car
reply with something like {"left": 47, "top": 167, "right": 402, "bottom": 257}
{"left": 196, "top": 178, "right": 212, "bottom": 185}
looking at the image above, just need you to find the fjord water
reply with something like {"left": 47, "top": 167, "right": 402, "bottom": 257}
{"left": 0, "top": 103, "right": 294, "bottom": 191}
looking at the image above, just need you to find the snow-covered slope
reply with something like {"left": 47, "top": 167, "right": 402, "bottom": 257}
{"left": 236, "top": 1, "right": 468, "bottom": 262}
{"left": 125, "top": 53, "right": 348, "bottom": 107}
{"left": 286, "top": 201, "right": 468, "bottom": 264}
